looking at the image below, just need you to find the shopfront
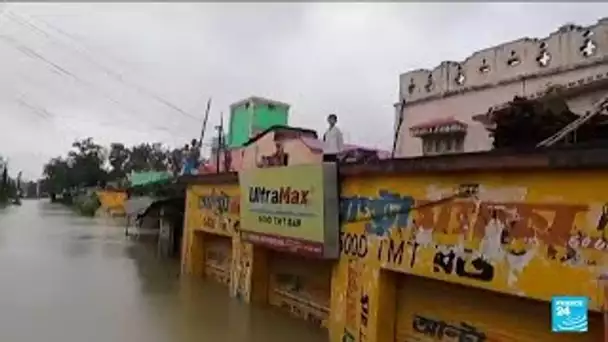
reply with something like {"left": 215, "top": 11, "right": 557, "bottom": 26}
{"left": 395, "top": 274, "right": 603, "bottom": 342}
{"left": 183, "top": 180, "right": 240, "bottom": 288}
{"left": 239, "top": 163, "right": 340, "bottom": 328}
{"left": 203, "top": 234, "right": 233, "bottom": 286}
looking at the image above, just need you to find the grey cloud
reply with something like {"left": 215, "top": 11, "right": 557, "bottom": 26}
{"left": 1, "top": 3, "right": 608, "bottom": 179}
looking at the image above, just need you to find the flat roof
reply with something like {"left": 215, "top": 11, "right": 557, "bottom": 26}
{"left": 230, "top": 96, "right": 291, "bottom": 109}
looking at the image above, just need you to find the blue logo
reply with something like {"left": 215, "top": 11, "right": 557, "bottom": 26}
{"left": 551, "top": 296, "right": 588, "bottom": 333}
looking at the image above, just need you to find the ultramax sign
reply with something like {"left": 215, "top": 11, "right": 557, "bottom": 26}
{"left": 239, "top": 163, "right": 340, "bottom": 259}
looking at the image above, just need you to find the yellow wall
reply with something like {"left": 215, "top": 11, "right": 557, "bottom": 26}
{"left": 395, "top": 275, "right": 602, "bottom": 341}
{"left": 96, "top": 190, "right": 127, "bottom": 215}
{"left": 181, "top": 183, "right": 261, "bottom": 302}
{"left": 182, "top": 168, "right": 608, "bottom": 342}
{"left": 330, "top": 169, "right": 608, "bottom": 342}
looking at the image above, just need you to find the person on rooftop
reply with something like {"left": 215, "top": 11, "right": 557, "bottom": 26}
{"left": 323, "top": 113, "right": 344, "bottom": 162}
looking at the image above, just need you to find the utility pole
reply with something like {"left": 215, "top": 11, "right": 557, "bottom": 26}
{"left": 391, "top": 98, "right": 407, "bottom": 159}
{"left": 198, "top": 98, "right": 212, "bottom": 148}
{"left": 215, "top": 112, "right": 224, "bottom": 174}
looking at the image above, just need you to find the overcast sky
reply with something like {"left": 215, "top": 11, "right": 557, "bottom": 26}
{"left": 1, "top": 3, "right": 607, "bottom": 179}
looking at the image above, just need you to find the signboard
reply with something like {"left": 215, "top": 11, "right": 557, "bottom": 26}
{"left": 239, "top": 163, "right": 340, "bottom": 259}
{"left": 186, "top": 184, "right": 240, "bottom": 237}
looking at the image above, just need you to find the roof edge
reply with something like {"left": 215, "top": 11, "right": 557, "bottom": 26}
{"left": 230, "top": 96, "right": 291, "bottom": 110}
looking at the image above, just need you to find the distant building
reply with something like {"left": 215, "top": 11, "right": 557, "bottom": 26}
{"left": 394, "top": 17, "right": 608, "bottom": 157}
{"left": 226, "top": 96, "right": 290, "bottom": 148}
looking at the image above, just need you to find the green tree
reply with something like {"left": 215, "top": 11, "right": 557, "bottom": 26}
{"left": 125, "top": 142, "right": 169, "bottom": 173}
{"left": 67, "top": 138, "right": 107, "bottom": 187}
{"left": 108, "top": 142, "right": 130, "bottom": 181}
{"left": 42, "top": 157, "right": 72, "bottom": 195}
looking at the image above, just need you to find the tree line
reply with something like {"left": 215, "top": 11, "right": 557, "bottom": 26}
{"left": 41, "top": 137, "right": 198, "bottom": 197}
{"left": 0, "top": 157, "right": 19, "bottom": 204}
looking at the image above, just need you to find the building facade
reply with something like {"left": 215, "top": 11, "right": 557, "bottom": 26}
{"left": 394, "top": 18, "right": 608, "bottom": 157}
{"left": 181, "top": 147, "right": 608, "bottom": 341}
{"left": 226, "top": 97, "right": 290, "bottom": 148}
{"left": 209, "top": 125, "right": 390, "bottom": 173}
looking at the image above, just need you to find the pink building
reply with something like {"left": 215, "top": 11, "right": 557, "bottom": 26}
{"left": 201, "top": 125, "right": 389, "bottom": 173}
{"left": 394, "top": 18, "right": 608, "bottom": 157}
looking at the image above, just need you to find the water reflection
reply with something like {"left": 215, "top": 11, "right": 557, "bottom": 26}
{"left": 0, "top": 200, "right": 328, "bottom": 342}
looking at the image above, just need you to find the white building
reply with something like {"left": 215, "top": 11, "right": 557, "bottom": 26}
{"left": 394, "top": 18, "right": 608, "bottom": 157}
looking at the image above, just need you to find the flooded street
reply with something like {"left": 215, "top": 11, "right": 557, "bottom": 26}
{"left": 0, "top": 201, "right": 328, "bottom": 342}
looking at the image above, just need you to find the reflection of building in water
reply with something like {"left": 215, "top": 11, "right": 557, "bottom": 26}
{"left": 394, "top": 18, "right": 608, "bottom": 157}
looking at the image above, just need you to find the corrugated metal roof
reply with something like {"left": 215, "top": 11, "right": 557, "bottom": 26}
{"left": 128, "top": 171, "right": 172, "bottom": 187}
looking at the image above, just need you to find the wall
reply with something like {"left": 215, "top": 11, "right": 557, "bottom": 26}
{"left": 252, "top": 102, "right": 289, "bottom": 133}
{"left": 330, "top": 168, "right": 608, "bottom": 342}
{"left": 96, "top": 190, "right": 126, "bottom": 216}
{"left": 396, "top": 18, "right": 608, "bottom": 157}
{"left": 228, "top": 104, "right": 252, "bottom": 148}
{"left": 181, "top": 182, "right": 264, "bottom": 302}
{"left": 241, "top": 132, "right": 321, "bottom": 170}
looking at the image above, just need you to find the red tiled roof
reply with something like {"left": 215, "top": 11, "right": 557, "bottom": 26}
{"left": 410, "top": 117, "right": 467, "bottom": 130}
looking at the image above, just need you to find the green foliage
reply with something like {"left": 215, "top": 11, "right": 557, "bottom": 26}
{"left": 73, "top": 192, "right": 101, "bottom": 217}
{"left": 41, "top": 137, "right": 200, "bottom": 200}
{"left": 0, "top": 161, "right": 19, "bottom": 205}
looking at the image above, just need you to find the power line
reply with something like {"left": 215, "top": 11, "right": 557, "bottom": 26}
{"left": 0, "top": 34, "right": 192, "bottom": 140}
{"left": 6, "top": 10, "right": 202, "bottom": 122}
{"left": 1, "top": 12, "right": 203, "bottom": 141}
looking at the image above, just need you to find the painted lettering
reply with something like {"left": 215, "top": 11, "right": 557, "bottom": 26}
{"left": 340, "top": 233, "right": 368, "bottom": 258}
{"left": 248, "top": 186, "right": 310, "bottom": 205}
{"left": 200, "top": 191, "right": 234, "bottom": 213}
{"left": 432, "top": 249, "right": 494, "bottom": 282}
{"left": 377, "top": 238, "right": 407, "bottom": 266}
{"left": 388, "top": 239, "right": 405, "bottom": 265}
{"left": 412, "top": 315, "right": 486, "bottom": 341}
{"left": 471, "top": 202, "right": 588, "bottom": 247}
{"left": 341, "top": 190, "right": 414, "bottom": 237}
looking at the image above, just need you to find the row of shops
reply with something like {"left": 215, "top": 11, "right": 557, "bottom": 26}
{"left": 102, "top": 149, "right": 608, "bottom": 341}
{"left": 180, "top": 164, "right": 338, "bottom": 329}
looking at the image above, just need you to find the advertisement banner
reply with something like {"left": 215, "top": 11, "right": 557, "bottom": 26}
{"left": 239, "top": 163, "right": 339, "bottom": 258}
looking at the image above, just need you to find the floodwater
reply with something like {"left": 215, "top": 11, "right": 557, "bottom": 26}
{"left": 0, "top": 201, "right": 329, "bottom": 342}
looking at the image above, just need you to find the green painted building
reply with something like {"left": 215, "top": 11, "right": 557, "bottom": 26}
{"left": 227, "top": 96, "right": 290, "bottom": 148}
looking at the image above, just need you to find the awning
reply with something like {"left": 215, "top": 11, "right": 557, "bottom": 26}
{"left": 128, "top": 171, "right": 172, "bottom": 188}
{"left": 409, "top": 117, "right": 467, "bottom": 137}
{"left": 124, "top": 196, "right": 155, "bottom": 217}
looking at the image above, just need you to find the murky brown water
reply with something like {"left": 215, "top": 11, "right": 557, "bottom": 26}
{"left": 0, "top": 201, "right": 329, "bottom": 342}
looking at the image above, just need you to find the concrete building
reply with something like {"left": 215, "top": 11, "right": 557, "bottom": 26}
{"left": 226, "top": 96, "right": 290, "bottom": 148}
{"left": 394, "top": 17, "right": 608, "bottom": 157}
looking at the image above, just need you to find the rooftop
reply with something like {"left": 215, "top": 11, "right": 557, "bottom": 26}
{"left": 230, "top": 96, "right": 291, "bottom": 110}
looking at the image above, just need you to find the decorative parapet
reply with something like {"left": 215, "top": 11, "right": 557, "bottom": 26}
{"left": 398, "top": 17, "right": 608, "bottom": 105}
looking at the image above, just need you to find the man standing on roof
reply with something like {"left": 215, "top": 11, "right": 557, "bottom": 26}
{"left": 189, "top": 138, "right": 201, "bottom": 174}
{"left": 323, "top": 114, "right": 344, "bottom": 162}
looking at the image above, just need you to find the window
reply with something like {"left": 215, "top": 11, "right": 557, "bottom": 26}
{"left": 421, "top": 135, "right": 464, "bottom": 156}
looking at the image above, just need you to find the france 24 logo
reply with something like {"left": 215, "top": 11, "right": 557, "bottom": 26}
{"left": 551, "top": 296, "right": 588, "bottom": 333}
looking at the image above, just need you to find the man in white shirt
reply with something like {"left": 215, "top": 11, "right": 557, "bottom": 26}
{"left": 322, "top": 114, "right": 344, "bottom": 162}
